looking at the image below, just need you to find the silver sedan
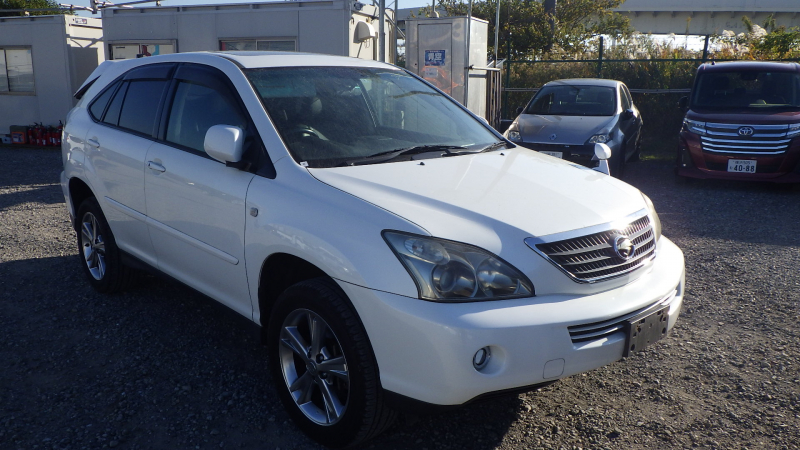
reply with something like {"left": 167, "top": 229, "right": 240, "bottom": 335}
{"left": 504, "top": 78, "right": 643, "bottom": 178}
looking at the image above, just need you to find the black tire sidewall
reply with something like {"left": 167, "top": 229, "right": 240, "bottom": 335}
{"left": 266, "top": 279, "right": 380, "bottom": 448}
{"left": 75, "top": 197, "right": 124, "bottom": 293}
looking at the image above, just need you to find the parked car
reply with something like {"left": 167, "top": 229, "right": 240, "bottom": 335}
{"left": 677, "top": 61, "right": 800, "bottom": 182}
{"left": 503, "top": 78, "right": 643, "bottom": 178}
{"left": 61, "top": 52, "right": 684, "bottom": 448}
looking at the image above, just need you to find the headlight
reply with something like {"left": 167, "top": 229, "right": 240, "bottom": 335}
{"left": 587, "top": 134, "right": 610, "bottom": 144}
{"left": 787, "top": 124, "right": 800, "bottom": 138}
{"left": 507, "top": 130, "right": 522, "bottom": 142}
{"left": 383, "top": 231, "right": 534, "bottom": 302}
{"left": 683, "top": 118, "right": 706, "bottom": 136}
{"left": 641, "top": 193, "right": 662, "bottom": 244}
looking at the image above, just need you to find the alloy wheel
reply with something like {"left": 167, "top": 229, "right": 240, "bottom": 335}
{"left": 278, "top": 308, "right": 350, "bottom": 426}
{"left": 80, "top": 212, "right": 106, "bottom": 280}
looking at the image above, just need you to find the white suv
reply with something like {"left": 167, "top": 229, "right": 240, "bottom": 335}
{"left": 61, "top": 52, "right": 685, "bottom": 448}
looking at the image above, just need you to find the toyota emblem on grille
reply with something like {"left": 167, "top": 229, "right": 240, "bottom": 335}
{"left": 738, "top": 126, "right": 754, "bottom": 136}
{"left": 611, "top": 235, "right": 636, "bottom": 261}
{"left": 549, "top": 133, "right": 557, "bottom": 141}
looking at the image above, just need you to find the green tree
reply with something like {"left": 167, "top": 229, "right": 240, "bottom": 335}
{"left": 0, "top": 0, "right": 70, "bottom": 17}
{"left": 433, "top": 0, "right": 631, "bottom": 60}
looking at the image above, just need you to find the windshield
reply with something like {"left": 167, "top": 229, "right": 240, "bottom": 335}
{"left": 244, "top": 67, "right": 502, "bottom": 168}
{"left": 691, "top": 70, "right": 800, "bottom": 110}
{"left": 524, "top": 85, "right": 616, "bottom": 116}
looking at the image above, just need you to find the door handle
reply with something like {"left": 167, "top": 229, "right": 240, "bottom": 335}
{"left": 147, "top": 161, "right": 166, "bottom": 173}
{"left": 87, "top": 138, "right": 100, "bottom": 148}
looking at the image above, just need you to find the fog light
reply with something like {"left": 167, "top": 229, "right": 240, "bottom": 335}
{"left": 473, "top": 347, "right": 491, "bottom": 371}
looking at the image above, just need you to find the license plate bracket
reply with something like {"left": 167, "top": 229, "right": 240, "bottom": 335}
{"left": 539, "top": 151, "right": 563, "bottom": 159}
{"left": 623, "top": 306, "right": 669, "bottom": 357}
{"left": 727, "top": 159, "right": 757, "bottom": 173}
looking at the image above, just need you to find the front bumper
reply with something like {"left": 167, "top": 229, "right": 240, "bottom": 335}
{"left": 338, "top": 236, "right": 685, "bottom": 406}
{"left": 676, "top": 132, "right": 800, "bottom": 183}
{"left": 516, "top": 142, "right": 606, "bottom": 168}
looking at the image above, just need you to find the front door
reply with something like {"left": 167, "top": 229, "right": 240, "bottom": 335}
{"left": 144, "top": 64, "right": 255, "bottom": 318}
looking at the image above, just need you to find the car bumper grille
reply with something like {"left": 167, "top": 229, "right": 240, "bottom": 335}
{"left": 701, "top": 123, "right": 793, "bottom": 155}
{"left": 526, "top": 213, "right": 656, "bottom": 283}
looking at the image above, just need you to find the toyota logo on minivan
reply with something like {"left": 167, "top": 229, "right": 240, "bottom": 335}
{"left": 738, "top": 126, "right": 755, "bottom": 136}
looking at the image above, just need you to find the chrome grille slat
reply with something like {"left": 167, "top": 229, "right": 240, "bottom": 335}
{"left": 701, "top": 123, "right": 793, "bottom": 156}
{"left": 530, "top": 214, "right": 656, "bottom": 283}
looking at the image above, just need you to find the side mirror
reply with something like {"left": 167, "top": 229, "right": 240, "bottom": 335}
{"left": 678, "top": 96, "right": 688, "bottom": 111}
{"left": 205, "top": 125, "right": 244, "bottom": 164}
{"left": 593, "top": 143, "right": 612, "bottom": 176}
{"left": 516, "top": 106, "right": 524, "bottom": 115}
{"left": 622, "top": 109, "right": 634, "bottom": 120}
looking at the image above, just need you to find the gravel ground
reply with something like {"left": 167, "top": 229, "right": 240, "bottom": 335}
{"left": 1, "top": 146, "right": 798, "bottom": 450}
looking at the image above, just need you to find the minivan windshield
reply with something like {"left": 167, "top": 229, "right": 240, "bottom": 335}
{"left": 244, "top": 67, "right": 503, "bottom": 168}
{"left": 524, "top": 85, "right": 616, "bottom": 116}
{"left": 691, "top": 70, "right": 800, "bottom": 110}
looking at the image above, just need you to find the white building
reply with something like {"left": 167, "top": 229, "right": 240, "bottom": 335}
{"left": 101, "top": 0, "right": 395, "bottom": 62}
{"left": 0, "top": 15, "right": 103, "bottom": 135}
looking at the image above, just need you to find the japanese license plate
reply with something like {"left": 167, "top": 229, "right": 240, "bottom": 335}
{"left": 623, "top": 306, "right": 669, "bottom": 357}
{"left": 727, "top": 159, "right": 756, "bottom": 173}
{"left": 540, "top": 151, "right": 563, "bottom": 159}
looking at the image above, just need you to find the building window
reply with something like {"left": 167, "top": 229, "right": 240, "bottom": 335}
{"left": 0, "top": 47, "right": 34, "bottom": 93}
{"left": 109, "top": 43, "right": 175, "bottom": 60}
{"left": 220, "top": 39, "right": 296, "bottom": 52}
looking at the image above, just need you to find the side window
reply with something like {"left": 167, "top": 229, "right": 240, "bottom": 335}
{"left": 620, "top": 87, "right": 631, "bottom": 110}
{"left": 165, "top": 80, "right": 246, "bottom": 153}
{"left": 88, "top": 81, "right": 119, "bottom": 121}
{"left": 103, "top": 81, "right": 129, "bottom": 126}
{"left": 118, "top": 80, "right": 169, "bottom": 136}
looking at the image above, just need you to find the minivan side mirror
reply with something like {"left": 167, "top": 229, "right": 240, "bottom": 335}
{"left": 621, "top": 109, "right": 634, "bottom": 120}
{"left": 678, "top": 96, "right": 688, "bottom": 111}
{"left": 205, "top": 125, "right": 244, "bottom": 164}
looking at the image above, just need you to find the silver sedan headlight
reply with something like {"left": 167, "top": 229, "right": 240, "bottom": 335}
{"left": 587, "top": 134, "right": 610, "bottom": 144}
{"left": 506, "top": 130, "right": 522, "bottom": 142}
{"left": 383, "top": 231, "right": 534, "bottom": 302}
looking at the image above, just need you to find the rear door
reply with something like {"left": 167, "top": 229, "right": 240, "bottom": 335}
{"left": 144, "top": 63, "right": 256, "bottom": 318}
{"left": 83, "top": 64, "right": 175, "bottom": 267}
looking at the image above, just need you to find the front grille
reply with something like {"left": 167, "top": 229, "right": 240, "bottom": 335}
{"left": 529, "top": 214, "right": 656, "bottom": 283}
{"left": 568, "top": 288, "right": 677, "bottom": 343}
{"left": 701, "top": 123, "right": 793, "bottom": 155}
{"left": 519, "top": 142, "right": 592, "bottom": 155}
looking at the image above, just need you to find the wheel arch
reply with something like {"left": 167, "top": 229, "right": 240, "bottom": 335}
{"left": 68, "top": 177, "right": 95, "bottom": 229}
{"left": 257, "top": 252, "right": 331, "bottom": 329}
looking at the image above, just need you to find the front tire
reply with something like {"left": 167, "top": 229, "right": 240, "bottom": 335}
{"left": 75, "top": 197, "right": 133, "bottom": 293}
{"left": 267, "top": 278, "right": 395, "bottom": 448}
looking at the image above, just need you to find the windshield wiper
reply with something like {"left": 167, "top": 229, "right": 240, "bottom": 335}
{"left": 346, "top": 145, "right": 469, "bottom": 165}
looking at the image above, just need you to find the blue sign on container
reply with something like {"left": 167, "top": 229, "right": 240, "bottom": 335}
{"left": 424, "top": 50, "right": 446, "bottom": 66}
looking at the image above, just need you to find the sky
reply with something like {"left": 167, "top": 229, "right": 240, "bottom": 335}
{"left": 68, "top": 0, "right": 434, "bottom": 16}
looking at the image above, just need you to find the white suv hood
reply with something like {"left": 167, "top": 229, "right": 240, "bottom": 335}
{"left": 309, "top": 148, "right": 644, "bottom": 244}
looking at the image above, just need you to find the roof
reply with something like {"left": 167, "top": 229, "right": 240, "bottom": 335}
{"left": 213, "top": 51, "right": 397, "bottom": 69}
{"left": 543, "top": 78, "right": 622, "bottom": 88}
{"left": 698, "top": 61, "right": 800, "bottom": 73}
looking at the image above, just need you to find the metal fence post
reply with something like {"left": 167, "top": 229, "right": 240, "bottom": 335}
{"left": 597, "top": 36, "right": 604, "bottom": 78}
{"left": 503, "top": 59, "right": 512, "bottom": 119}
{"left": 702, "top": 35, "right": 710, "bottom": 62}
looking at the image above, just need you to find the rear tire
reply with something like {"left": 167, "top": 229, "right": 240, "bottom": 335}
{"left": 267, "top": 278, "right": 396, "bottom": 448}
{"left": 75, "top": 197, "right": 134, "bottom": 293}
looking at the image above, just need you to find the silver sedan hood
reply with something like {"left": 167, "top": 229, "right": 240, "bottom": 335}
{"left": 515, "top": 114, "right": 616, "bottom": 145}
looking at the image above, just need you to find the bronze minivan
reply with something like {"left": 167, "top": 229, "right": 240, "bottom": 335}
{"left": 677, "top": 61, "right": 800, "bottom": 183}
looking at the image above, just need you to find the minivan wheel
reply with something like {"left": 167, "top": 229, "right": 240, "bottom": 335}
{"left": 267, "top": 278, "right": 396, "bottom": 448}
{"left": 75, "top": 197, "right": 133, "bottom": 293}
